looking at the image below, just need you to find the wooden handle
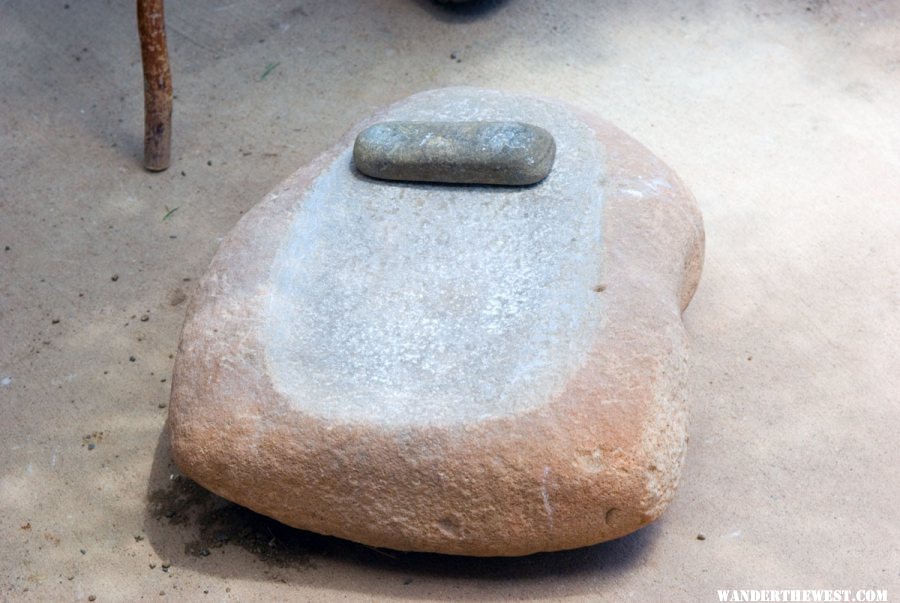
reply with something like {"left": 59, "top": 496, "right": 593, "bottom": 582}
{"left": 138, "top": 0, "right": 173, "bottom": 171}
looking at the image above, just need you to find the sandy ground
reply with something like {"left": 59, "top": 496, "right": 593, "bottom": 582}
{"left": 2, "top": 0, "right": 899, "bottom": 601}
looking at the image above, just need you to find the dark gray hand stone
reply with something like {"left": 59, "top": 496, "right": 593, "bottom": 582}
{"left": 353, "top": 121, "right": 556, "bottom": 186}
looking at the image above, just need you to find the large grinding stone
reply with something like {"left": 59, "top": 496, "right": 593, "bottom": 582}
{"left": 169, "top": 87, "right": 705, "bottom": 556}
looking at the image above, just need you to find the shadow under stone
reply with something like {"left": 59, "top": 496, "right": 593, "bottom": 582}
{"left": 143, "top": 423, "right": 660, "bottom": 599}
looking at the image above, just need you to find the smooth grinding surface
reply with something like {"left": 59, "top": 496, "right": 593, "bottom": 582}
{"left": 266, "top": 90, "right": 603, "bottom": 426}
{"left": 353, "top": 121, "right": 557, "bottom": 185}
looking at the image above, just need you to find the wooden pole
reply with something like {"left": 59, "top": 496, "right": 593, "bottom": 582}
{"left": 137, "top": 0, "right": 172, "bottom": 171}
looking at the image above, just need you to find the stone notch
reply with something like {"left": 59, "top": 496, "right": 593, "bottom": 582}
{"left": 353, "top": 121, "right": 556, "bottom": 185}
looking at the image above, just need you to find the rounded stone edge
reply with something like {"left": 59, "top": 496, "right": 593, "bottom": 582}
{"left": 168, "top": 86, "right": 705, "bottom": 557}
{"left": 352, "top": 120, "right": 556, "bottom": 186}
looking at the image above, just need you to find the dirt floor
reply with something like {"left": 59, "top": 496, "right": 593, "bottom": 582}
{"left": 2, "top": 0, "right": 899, "bottom": 601}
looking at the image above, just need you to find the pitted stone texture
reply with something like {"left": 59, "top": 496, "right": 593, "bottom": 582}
{"left": 272, "top": 104, "right": 597, "bottom": 426}
{"left": 353, "top": 121, "right": 556, "bottom": 185}
{"left": 169, "top": 87, "right": 705, "bottom": 556}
